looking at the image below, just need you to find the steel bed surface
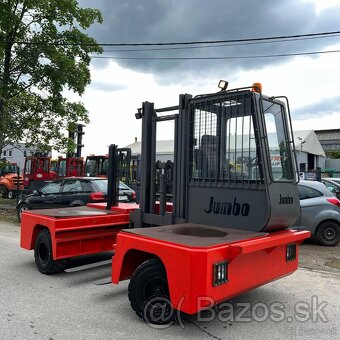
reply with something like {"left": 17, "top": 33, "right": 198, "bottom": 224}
{"left": 25, "top": 206, "right": 124, "bottom": 219}
{"left": 122, "top": 223, "right": 267, "bottom": 247}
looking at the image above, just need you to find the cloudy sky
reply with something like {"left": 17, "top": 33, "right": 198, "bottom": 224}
{"left": 67, "top": 0, "right": 340, "bottom": 156}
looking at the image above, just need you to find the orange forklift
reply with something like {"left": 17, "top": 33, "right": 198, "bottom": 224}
{"left": 0, "top": 160, "right": 24, "bottom": 198}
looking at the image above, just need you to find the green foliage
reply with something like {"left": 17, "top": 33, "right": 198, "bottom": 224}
{"left": 0, "top": 0, "right": 103, "bottom": 154}
{"left": 325, "top": 151, "right": 340, "bottom": 159}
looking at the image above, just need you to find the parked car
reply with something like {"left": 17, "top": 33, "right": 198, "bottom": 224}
{"left": 321, "top": 177, "right": 340, "bottom": 199}
{"left": 293, "top": 180, "right": 340, "bottom": 246}
{"left": 17, "top": 177, "right": 136, "bottom": 221}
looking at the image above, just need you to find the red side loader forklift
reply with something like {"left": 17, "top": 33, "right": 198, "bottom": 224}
{"left": 23, "top": 155, "right": 57, "bottom": 191}
{"left": 84, "top": 155, "right": 109, "bottom": 177}
{"left": 20, "top": 83, "right": 310, "bottom": 323}
{"left": 55, "top": 156, "right": 84, "bottom": 177}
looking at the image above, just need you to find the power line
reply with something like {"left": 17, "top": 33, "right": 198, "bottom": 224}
{"left": 90, "top": 48, "right": 340, "bottom": 60}
{"left": 101, "top": 34, "right": 340, "bottom": 53}
{"left": 1, "top": 30, "right": 340, "bottom": 47}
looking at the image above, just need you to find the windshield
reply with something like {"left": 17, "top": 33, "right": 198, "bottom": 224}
{"left": 4, "top": 164, "right": 17, "bottom": 173}
{"left": 262, "top": 99, "right": 294, "bottom": 181}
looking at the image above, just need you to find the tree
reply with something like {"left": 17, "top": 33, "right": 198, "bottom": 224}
{"left": 325, "top": 151, "right": 340, "bottom": 159}
{"left": 0, "top": 0, "right": 103, "bottom": 155}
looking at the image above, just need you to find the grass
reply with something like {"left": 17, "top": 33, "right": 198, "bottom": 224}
{"left": 0, "top": 209, "right": 19, "bottom": 225}
{"left": 0, "top": 197, "right": 17, "bottom": 206}
{"left": 0, "top": 197, "right": 19, "bottom": 224}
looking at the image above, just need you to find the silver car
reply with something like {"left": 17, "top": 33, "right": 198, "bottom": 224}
{"left": 294, "top": 180, "right": 340, "bottom": 246}
{"left": 321, "top": 177, "right": 340, "bottom": 199}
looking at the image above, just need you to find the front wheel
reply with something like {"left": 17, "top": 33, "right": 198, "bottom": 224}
{"left": 128, "top": 258, "right": 175, "bottom": 325}
{"left": 315, "top": 221, "right": 340, "bottom": 246}
{"left": 34, "top": 229, "right": 69, "bottom": 274}
{"left": 17, "top": 203, "right": 29, "bottom": 221}
{"left": 0, "top": 186, "right": 8, "bottom": 199}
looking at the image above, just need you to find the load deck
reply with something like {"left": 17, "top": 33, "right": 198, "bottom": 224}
{"left": 20, "top": 205, "right": 133, "bottom": 260}
{"left": 112, "top": 223, "right": 310, "bottom": 314}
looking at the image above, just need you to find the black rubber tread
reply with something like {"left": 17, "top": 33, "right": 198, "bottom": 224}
{"left": 34, "top": 229, "right": 69, "bottom": 274}
{"left": 315, "top": 220, "right": 340, "bottom": 246}
{"left": 17, "top": 203, "right": 28, "bottom": 222}
{"left": 0, "top": 186, "right": 8, "bottom": 199}
{"left": 128, "top": 258, "right": 169, "bottom": 318}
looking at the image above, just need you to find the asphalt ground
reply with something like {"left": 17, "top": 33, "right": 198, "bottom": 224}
{"left": 0, "top": 221, "right": 339, "bottom": 340}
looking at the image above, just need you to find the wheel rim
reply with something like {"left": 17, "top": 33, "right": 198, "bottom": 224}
{"left": 20, "top": 206, "right": 27, "bottom": 217}
{"left": 143, "top": 277, "right": 168, "bottom": 300}
{"left": 323, "top": 226, "right": 336, "bottom": 242}
{"left": 38, "top": 242, "right": 49, "bottom": 263}
{"left": 142, "top": 277, "right": 173, "bottom": 325}
{"left": 8, "top": 191, "right": 13, "bottom": 199}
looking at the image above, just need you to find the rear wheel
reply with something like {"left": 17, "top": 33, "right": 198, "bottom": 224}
{"left": 315, "top": 221, "right": 340, "bottom": 246}
{"left": 34, "top": 229, "right": 69, "bottom": 274}
{"left": 128, "top": 258, "right": 175, "bottom": 325}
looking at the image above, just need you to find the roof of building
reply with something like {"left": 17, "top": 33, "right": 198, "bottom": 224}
{"left": 125, "top": 130, "right": 326, "bottom": 158}
{"left": 314, "top": 129, "right": 340, "bottom": 141}
{"left": 125, "top": 140, "right": 174, "bottom": 155}
{"left": 294, "top": 130, "right": 326, "bottom": 157}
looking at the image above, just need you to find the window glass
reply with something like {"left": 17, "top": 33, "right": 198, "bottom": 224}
{"left": 322, "top": 181, "right": 338, "bottom": 193}
{"left": 25, "top": 159, "right": 32, "bottom": 174}
{"left": 225, "top": 115, "right": 260, "bottom": 181}
{"left": 85, "top": 159, "right": 97, "bottom": 176}
{"left": 298, "top": 185, "right": 323, "bottom": 200}
{"left": 41, "top": 181, "right": 62, "bottom": 194}
{"left": 331, "top": 179, "right": 340, "bottom": 185}
{"left": 190, "top": 92, "right": 263, "bottom": 184}
{"left": 58, "top": 160, "right": 67, "bottom": 177}
{"left": 62, "top": 179, "right": 82, "bottom": 193}
{"left": 90, "top": 179, "right": 108, "bottom": 194}
{"left": 119, "top": 181, "right": 130, "bottom": 190}
{"left": 263, "top": 100, "right": 293, "bottom": 181}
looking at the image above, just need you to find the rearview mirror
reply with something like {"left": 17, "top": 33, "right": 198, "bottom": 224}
{"left": 33, "top": 190, "right": 39, "bottom": 196}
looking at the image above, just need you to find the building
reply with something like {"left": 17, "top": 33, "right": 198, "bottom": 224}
{"left": 125, "top": 139, "right": 174, "bottom": 163}
{"left": 126, "top": 130, "right": 326, "bottom": 172}
{"left": 294, "top": 130, "right": 326, "bottom": 171}
{"left": 315, "top": 129, "right": 340, "bottom": 152}
{"left": 1, "top": 143, "right": 50, "bottom": 171}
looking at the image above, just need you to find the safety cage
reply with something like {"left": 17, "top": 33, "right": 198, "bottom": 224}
{"left": 188, "top": 88, "right": 296, "bottom": 189}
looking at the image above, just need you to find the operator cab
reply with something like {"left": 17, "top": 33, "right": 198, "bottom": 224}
{"left": 132, "top": 83, "right": 300, "bottom": 233}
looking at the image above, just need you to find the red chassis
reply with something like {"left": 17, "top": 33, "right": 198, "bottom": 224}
{"left": 20, "top": 203, "right": 310, "bottom": 315}
{"left": 20, "top": 204, "right": 137, "bottom": 260}
{"left": 111, "top": 224, "right": 310, "bottom": 315}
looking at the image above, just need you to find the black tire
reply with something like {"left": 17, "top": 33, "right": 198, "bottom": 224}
{"left": 0, "top": 186, "right": 8, "bottom": 199}
{"left": 128, "top": 258, "right": 175, "bottom": 325}
{"left": 17, "top": 203, "right": 29, "bottom": 222}
{"left": 34, "top": 229, "right": 69, "bottom": 274}
{"left": 315, "top": 221, "right": 340, "bottom": 246}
